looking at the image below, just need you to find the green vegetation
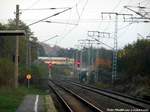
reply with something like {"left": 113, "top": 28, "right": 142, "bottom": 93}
{"left": 0, "top": 85, "right": 46, "bottom": 112}
{"left": 0, "top": 19, "right": 49, "bottom": 112}
{"left": 117, "top": 39, "right": 150, "bottom": 97}
{"left": 51, "top": 65, "right": 72, "bottom": 77}
{"left": 95, "top": 82, "right": 112, "bottom": 89}
{"left": 0, "top": 58, "right": 14, "bottom": 87}
{"left": 0, "top": 19, "right": 46, "bottom": 87}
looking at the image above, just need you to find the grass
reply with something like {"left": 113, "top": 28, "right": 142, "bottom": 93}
{"left": 94, "top": 82, "right": 111, "bottom": 89}
{"left": 0, "top": 85, "right": 46, "bottom": 112}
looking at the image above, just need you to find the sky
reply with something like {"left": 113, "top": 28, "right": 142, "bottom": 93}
{"left": 0, "top": 0, "right": 150, "bottom": 49}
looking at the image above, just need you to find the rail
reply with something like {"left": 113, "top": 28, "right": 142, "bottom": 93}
{"left": 48, "top": 80, "right": 103, "bottom": 112}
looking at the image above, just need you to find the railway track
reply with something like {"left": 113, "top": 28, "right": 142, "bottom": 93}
{"left": 50, "top": 79, "right": 150, "bottom": 111}
{"left": 48, "top": 80, "right": 103, "bottom": 112}
{"left": 71, "top": 81, "right": 150, "bottom": 109}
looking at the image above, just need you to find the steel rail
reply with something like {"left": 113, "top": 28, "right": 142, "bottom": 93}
{"left": 49, "top": 80, "right": 103, "bottom": 112}
{"left": 63, "top": 80, "right": 150, "bottom": 109}
{"left": 48, "top": 81, "right": 73, "bottom": 112}
{"left": 67, "top": 80, "right": 150, "bottom": 105}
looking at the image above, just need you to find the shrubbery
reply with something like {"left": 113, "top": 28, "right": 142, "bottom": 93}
{"left": 19, "top": 61, "right": 48, "bottom": 88}
{"left": 0, "top": 58, "right": 14, "bottom": 87}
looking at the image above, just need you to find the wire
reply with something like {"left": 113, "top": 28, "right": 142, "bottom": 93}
{"left": 26, "top": 0, "right": 41, "bottom": 9}
{"left": 79, "top": 0, "right": 88, "bottom": 21}
{"left": 41, "top": 35, "right": 59, "bottom": 43}
{"left": 43, "top": 20, "right": 78, "bottom": 25}
{"left": 118, "top": 23, "right": 133, "bottom": 39}
{"left": 118, "top": 22, "right": 133, "bottom": 31}
{"left": 59, "top": 24, "right": 79, "bottom": 43}
{"left": 53, "top": 0, "right": 88, "bottom": 45}
{"left": 75, "top": 2, "right": 80, "bottom": 19}
{"left": 21, "top": 7, "right": 71, "bottom": 11}
{"left": 27, "top": 8, "right": 72, "bottom": 26}
{"left": 112, "top": 0, "right": 122, "bottom": 11}
{"left": 139, "top": 0, "right": 148, "bottom": 4}
{"left": 90, "top": 36, "right": 113, "bottom": 49}
{"left": 100, "top": 0, "right": 122, "bottom": 32}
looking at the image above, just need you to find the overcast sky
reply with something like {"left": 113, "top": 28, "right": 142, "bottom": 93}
{"left": 0, "top": 0, "right": 150, "bottom": 49}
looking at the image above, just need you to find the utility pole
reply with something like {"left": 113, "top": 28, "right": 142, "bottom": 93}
{"left": 95, "top": 43, "right": 100, "bottom": 82}
{"left": 78, "top": 39, "right": 98, "bottom": 83}
{"left": 88, "top": 31, "right": 111, "bottom": 82}
{"left": 14, "top": 4, "right": 20, "bottom": 88}
{"left": 79, "top": 45, "right": 83, "bottom": 72}
{"left": 101, "top": 12, "right": 132, "bottom": 83}
{"left": 78, "top": 39, "right": 96, "bottom": 71}
{"left": 26, "top": 31, "right": 29, "bottom": 70}
{"left": 29, "top": 42, "right": 31, "bottom": 68}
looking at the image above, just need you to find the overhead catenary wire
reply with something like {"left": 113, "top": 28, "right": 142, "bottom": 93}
{"left": 21, "top": 7, "right": 71, "bottom": 11}
{"left": 100, "top": 0, "right": 123, "bottom": 32}
{"left": 112, "top": 0, "right": 122, "bottom": 11}
{"left": 41, "top": 35, "right": 59, "bottom": 43}
{"left": 26, "top": 0, "right": 41, "bottom": 9}
{"left": 118, "top": 22, "right": 133, "bottom": 31}
{"left": 57, "top": 0, "right": 89, "bottom": 44}
{"left": 27, "top": 8, "right": 72, "bottom": 26}
{"left": 43, "top": 20, "right": 78, "bottom": 25}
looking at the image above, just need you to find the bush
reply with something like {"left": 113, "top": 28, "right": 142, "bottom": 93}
{"left": 30, "top": 62, "right": 48, "bottom": 79}
{"left": 30, "top": 62, "right": 48, "bottom": 88}
{"left": 18, "top": 61, "right": 48, "bottom": 89}
{"left": 0, "top": 58, "right": 14, "bottom": 87}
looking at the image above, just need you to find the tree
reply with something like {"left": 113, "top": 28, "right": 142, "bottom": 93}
{"left": 117, "top": 39, "right": 150, "bottom": 96}
{"left": 0, "top": 19, "right": 42, "bottom": 87}
{"left": 118, "top": 39, "right": 150, "bottom": 77}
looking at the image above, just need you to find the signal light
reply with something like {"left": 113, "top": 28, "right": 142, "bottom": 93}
{"left": 75, "top": 60, "right": 80, "bottom": 68}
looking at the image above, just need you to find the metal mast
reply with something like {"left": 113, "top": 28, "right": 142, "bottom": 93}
{"left": 101, "top": 12, "right": 132, "bottom": 83}
{"left": 14, "top": 5, "right": 20, "bottom": 88}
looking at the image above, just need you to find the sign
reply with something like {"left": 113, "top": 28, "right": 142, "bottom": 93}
{"left": 26, "top": 74, "right": 32, "bottom": 88}
{"left": 26, "top": 74, "right": 32, "bottom": 80}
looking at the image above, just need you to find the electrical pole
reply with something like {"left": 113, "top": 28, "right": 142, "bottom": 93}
{"left": 78, "top": 39, "right": 98, "bottom": 83}
{"left": 26, "top": 31, "right": 29, "bottom": 70}
{"left": 29, "top": 42, "right": 31, "bottom": 68}
{"left": 79, "top": 45, "right": 83, "bottom": 72}
{"left": 88, "top": 31, "right": 111, "bottom": 82}
{"left": 14, "top": 4, "right": 20, "bottom": 88}
{"left": 101, "top": 12, "right": 132, "bottom": 83}
{"left": 78, "top": 39, "right": 95, "bottom": 71}
{"left": 96, "top": 43, "right": 100, "bottom": 82}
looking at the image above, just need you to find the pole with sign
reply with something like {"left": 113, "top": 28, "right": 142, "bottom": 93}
{"left": 48, "top": 63, "right": 52, "bottom": 79}
{"left": 26, "top": 74, "right": 32, "bottom": 88}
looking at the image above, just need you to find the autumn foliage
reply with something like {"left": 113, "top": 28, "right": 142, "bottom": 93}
{"left": 95, "top": 58, "right": 112, "bottom": 69}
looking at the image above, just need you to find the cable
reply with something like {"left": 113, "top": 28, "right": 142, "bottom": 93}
{"left": 26, "top": 0, "right": 41, "bottom": 9}
{"left": 112, "top": 0, "right": 122, "bottom": 11}
{"left": 75, "top": 2, "right": 80, "bottom": 19}
{"left": 21, "top": 7, "right": 71, "bottom": 11}
{"left": 118, "top": 22, "right": 133, "bottom": 31}
{"left": 90, "top": 36, "right": 113, "bottom": 49}
{"left": 43, "top": 20, "right": 78, "bottom": 25}
{"left": 118, "top": 23, "right": 133, "bottom": 39}
{"left": 27, "top": 8, "right": 72, "bottom": 26}
{"left": 79, "top": 0, "right": 88, "bottom": 21}
{"left": 41, "top": 35, "right": 59, "bottom": 43}
{"left": 53, "top": 0, "right": 88, "bottom": 45}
